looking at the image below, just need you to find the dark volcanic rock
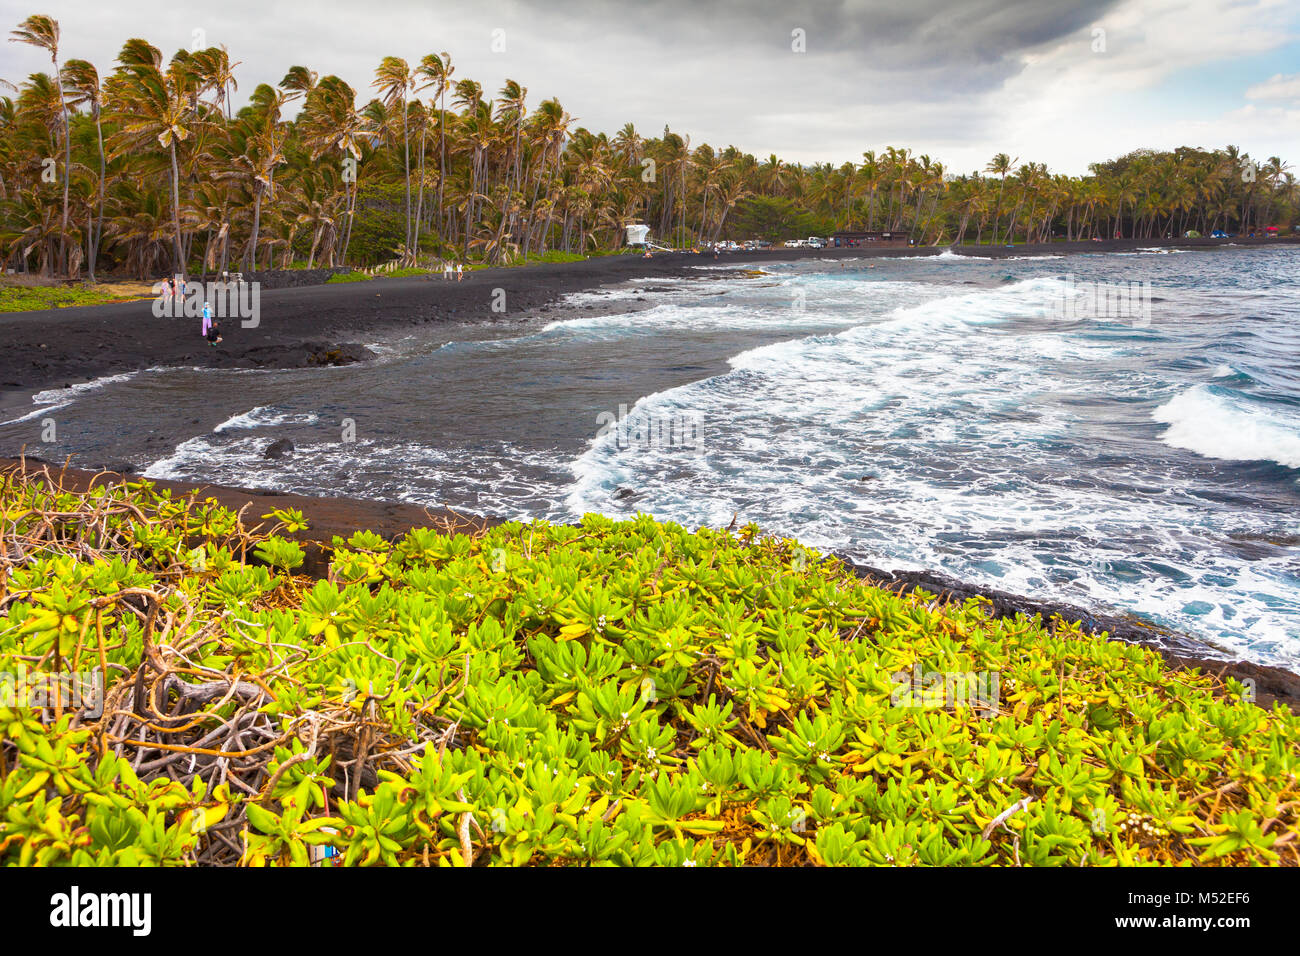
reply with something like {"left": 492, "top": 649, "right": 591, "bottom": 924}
{"left": 241, "top": 267, "right": 354, "bottom": 289}
{"left": 264, "top": 438, "right": 294, "bottom": 460}
{"left": 306, "top": 343, "right": 376, "bottom": 367}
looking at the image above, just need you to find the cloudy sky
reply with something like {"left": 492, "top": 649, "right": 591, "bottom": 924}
{"left": 2, "top": 0, "right": 1298, "bottom": 175}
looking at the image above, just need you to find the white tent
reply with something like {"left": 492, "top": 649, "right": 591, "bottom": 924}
{"left": 625, "top": 224, "right": 651, "bottom": 246}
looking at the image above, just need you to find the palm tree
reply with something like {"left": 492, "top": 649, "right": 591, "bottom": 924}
{"left": 858, "top": 151, "right": 881, "bottom": 230}
{"left": 374, "top": 56, "right": 415, "bottom": 262}
{"left": 60, "top": 58, "right": 105, "bottom": 280}
{"left": 107, "top": 39, "right": 193, "bottom": 274}
{"left": 299, "top": 75, "right": 363, "bottom": 264}
{"left": 235, "top": 84, "right": 287, "bottom": 271}
{"left": 525, "top": 97, "right": 572, "bottom": 256}
{"left": 984, "top": 152, "right": 1016, "bottom": 244}
{"left": 11, "top": 14, "right": 70, "bottom": 274}
{"left": 415, "top": 52, "right": 453, "bottom": 238}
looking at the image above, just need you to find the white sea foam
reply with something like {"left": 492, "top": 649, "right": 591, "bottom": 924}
{"left": 0, "top": 401, "right": 73, "bottom": 426}
{"left": 0, "top": 372, "right": 140, "bottom": 426}
{"left": 29, "top": 372, "right": 138, "bottom": 406}
{"left": 212, "top": 406, "right": 318, "bottom": 432}
{"left": 95, "top": 250, "right": 1300, "bottom": 671}
{"left": 1153, "top": 387, "right": 1300, "bottom": 469}
{"left": 558, "top": 269, "right": 1300, "bottom": 669}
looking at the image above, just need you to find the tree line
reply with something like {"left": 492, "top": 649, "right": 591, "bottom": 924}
{"left": 2, "top": 13, "right": 1296, "bottom": 280}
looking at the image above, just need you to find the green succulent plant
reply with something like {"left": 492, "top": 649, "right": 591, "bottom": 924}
{"left": 0, "top": 468, "right": 1296, "bottom": 867}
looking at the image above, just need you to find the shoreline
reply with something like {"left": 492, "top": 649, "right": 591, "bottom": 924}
{"left": 3, "top": 235, "right": 1297, "bottom": 403}
{"left": 4, "top": 239, "right": 1296, "bottom": 696}
{"left": 9, "top": 455, "right": 1298, "bottom": 711}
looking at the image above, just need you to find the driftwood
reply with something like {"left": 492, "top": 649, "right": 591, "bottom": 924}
{"left": 0, "top": 457, "right": 464, "bottom": 866}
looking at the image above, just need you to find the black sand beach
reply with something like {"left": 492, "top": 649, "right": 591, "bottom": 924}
{"left": 4, "top": 236, "right": 1298, "bottom": 696}
{"left": 4, "top": 236, "right": 1295, "bottom": 401}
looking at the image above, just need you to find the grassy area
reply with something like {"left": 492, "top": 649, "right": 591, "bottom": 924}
{"left": 0, "top": 284, "right": 140, "bottom": 312}
{"left": 324, "top": 271, "right": 373, "bottom": 283}
{"left": 467, "top": 249, "right": 636, "bottom": 270}
{"left": 0, "top": 468, "right": 1295, "bottom": 866}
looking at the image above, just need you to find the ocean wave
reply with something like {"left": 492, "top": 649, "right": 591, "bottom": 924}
{"left": 0, "top": 371, "right": 141, "bottom": 426}
{"left": 143, "top": 434, "right": 570, "bottom": 520}
{"left": 213, "top": 406, "right": 320, "bottom": 433}
{"left": 0, "top": 401, "right": 73, "bottom": 427}
{"left": 1153, "top": 386, "right": 1300, "bottom": 470}
{"left": 30, "top": 372, "right": 138, "bottom": 406}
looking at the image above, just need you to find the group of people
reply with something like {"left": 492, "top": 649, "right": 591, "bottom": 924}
{"left": 200, "top": 303, "right": 221, "bottom": 345}
{"left": 161, "top": 275, "right": 221, "bottom": 346}
{"left": 177, "top": 260, "right": 470, "bottom": 349}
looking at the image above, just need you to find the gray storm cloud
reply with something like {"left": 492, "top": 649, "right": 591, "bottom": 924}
{"left": 0, "top": 0, "right": 1288, "bottom": 172}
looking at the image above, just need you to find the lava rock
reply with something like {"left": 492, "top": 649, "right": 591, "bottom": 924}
{"left": 264, "top": 438, "right": 295, "bottom": 460}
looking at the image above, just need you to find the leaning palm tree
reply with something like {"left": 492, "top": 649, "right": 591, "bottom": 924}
{"left": 10, "top": 14, "right": 70, "bottom": 274}
{"left": 60, "top": 58, "right": 106, "bottom": 280}
{"left": 106, "top": 39, "right": 193, "bottom": 274}
{"left": 374, "top": 56, "right": 415, "bottom": 262}
{"left": 298, "top": 75, "right": 363, "bottom": 264}
{"left": 416, "top": 52, "right": 453, "bottom": 237}
{"left": 234, "top": 84, "right": 288, "bottom": 271}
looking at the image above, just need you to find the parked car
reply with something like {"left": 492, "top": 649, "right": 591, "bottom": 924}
{"left": 806, "top": 236, "right": 826, "bottom": 249}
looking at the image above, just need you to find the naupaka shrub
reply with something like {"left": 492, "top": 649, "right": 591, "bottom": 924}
{"left": 0, "top": 467, "right": 1296, "bottom": 866}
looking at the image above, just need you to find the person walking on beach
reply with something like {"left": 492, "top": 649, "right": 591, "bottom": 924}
{"left": 443, "top": 260, "right": 452, "bottom": 281}
{"left": 456, "top": 262, "right": 464, "bottom": 282}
